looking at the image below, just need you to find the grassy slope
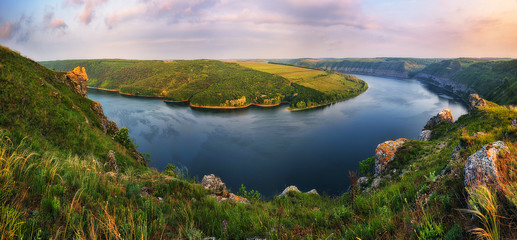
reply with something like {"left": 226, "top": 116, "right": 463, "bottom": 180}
{"left": 235, "top": 62, "right": 368, "bottom": 109}
{"left": 4, "top": 47, "right": 517, "bottom": 239}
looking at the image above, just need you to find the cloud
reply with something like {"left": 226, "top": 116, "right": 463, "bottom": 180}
{"left": 64, "top": 0, "right": 108, "bottom": 25}
{"left": 44, "top": 12, "right": 68, "bottom": 31}
{"left": 105, "top": 0, "right": 222, "bottom": 28}
{"left": 0, "top": 16, "right": 31, "bottom": 42}
{"left": 80, "top": 0, "right": 108, "bottom": 24}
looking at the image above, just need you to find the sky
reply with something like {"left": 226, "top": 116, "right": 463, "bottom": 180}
{"left": 1, "top": 0, "right": 517, "bottom": 60}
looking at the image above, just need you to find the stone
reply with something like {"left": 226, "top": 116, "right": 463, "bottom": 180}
{"left": 469, "top": 94, "right": 487, "bottom": 109}
{"left": 419, "top": 130, "right": 432, "bottom": 141}
{"left": 371, "top": 177, "right": 381, "bottom": 188}
{"left": 307, "top": 189, "right": 319, "bottom": 195}
{"left": 512, "top": 118, "right": 517, "bottom": 127}
{"left": 201, "top": 174, "right": 227, "bottom": 192}
{"left": 106, "top": 150, "right": 119, "bottom": 173}
{"left": 229, "top": 193, "right": 250, "bottom": 204}
{"left": 65, "top": 66, "right": 88, "bottom": 97}
{"left": 451, "top": 142, "right": 462, "bottom": 160}
{"left": 375, "top": 138, "right": 409, "bottom": 176}
{"left": 464, "top": 141, "right": 509, "bottom": 190}
{"left": 279, "top": 185, "right": 301, "bottom": 196}
{"left": 424, "top": 109, "right": 454, "bottom": 129}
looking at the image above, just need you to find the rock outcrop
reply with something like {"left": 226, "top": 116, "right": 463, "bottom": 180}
{"left": 469, "top": 94, "right": 487, "bottom": 109}
{"left": 91, "top": 101, "right": 119, "bottom": 136}
{"left": 107, "top": 150, "right": 119, "bottom": 173}
{"left": 424, "top": 109, "right": 454, "bottom": 129}
{"left": 464, "top": 141, "right": 509, "bottom": 190}
{"left": 201, "top": 174, "right": 227, "bottom": 192}
{"left": 307, "top": 189, "right": 319, "bottom": 195}
{"left": 279, "top": 186, "right": 301, "bottom": 196}
{"left": 375, "top": 138, "right": 409, "bottom": 176}
{"left": 65, "top": 66, "right": 88, "bottom": 97}
{"left": 419, "top": 130, "right": 432, "bottom": 141}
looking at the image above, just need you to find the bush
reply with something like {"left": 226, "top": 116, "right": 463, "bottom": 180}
{"left": 164, "top": 163, "right": 176, "bottom": 177}
{"left": 237, "top": 184, "right": 262, "bottom": 202}
{"left": 114, "top": 127, "right": 134, "bottom": 149}
{"left": 359, "top": 157, "right": 375, "bottom": 176}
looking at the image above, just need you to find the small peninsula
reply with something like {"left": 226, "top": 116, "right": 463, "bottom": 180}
{"left": 40, "top": 59, "right": 368, "bottom": 110}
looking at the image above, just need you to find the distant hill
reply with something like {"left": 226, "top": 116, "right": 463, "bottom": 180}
{"left": 41, "top": 59, "right": 368, "bottom": 110}
{"left": 287, "top": 57, "right": 517, "bottom": 106}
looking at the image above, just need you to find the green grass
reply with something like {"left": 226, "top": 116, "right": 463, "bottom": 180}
{"left": 3, "top": 45, "right": 517, "bottom": 239}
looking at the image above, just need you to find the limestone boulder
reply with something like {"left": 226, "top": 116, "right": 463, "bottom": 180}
{"left": 464, "top": 141, "right": 509, "bottom": 190}
{"left": 424, "top": 109, "right": 454, "bottom": 129}
{"left": 375, "top": 138, "right": 409, "bottom": 176}
{"left": 201, "top": 174, "right": 227, "bottom": 192}
{"left": 65, "top": 66, "right": 88, "bottom": 97}
{"left": 469, "top": 94, "right": 487, "bottom": 109}
{"left": 107, "top": 150, "right": 119, "bottom": 173}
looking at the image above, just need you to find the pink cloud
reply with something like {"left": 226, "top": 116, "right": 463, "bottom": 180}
{"left": 0, "top": 21, "right": 14, "bottom": 39}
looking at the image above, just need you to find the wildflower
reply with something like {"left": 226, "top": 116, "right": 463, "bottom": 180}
{"left": 222, "top": 220, "right": 228, "bottom": 234}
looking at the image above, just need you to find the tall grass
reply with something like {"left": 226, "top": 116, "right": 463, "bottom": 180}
{"left": 462, "top": 186, "right": 500, "bottom": 240}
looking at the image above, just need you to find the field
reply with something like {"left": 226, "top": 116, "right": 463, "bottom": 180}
{"left": 235, "top": 61, "right": 361, "bottom": 94}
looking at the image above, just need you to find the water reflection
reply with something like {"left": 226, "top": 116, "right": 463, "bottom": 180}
{"left": 88, "top": 75, "right": 468, "bottom": 197}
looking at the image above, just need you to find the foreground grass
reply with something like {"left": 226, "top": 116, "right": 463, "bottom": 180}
{"left": 2, "top": 102, "right": 517, "bottom": 239}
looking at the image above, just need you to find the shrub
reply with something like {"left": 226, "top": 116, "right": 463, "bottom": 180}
{"left": 114, "top": 127, "right": 134, "bottom": 149}
{"left": 358, "top": 157, "right": 375, "bottom": 176}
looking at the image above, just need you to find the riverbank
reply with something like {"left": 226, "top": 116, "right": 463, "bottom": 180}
{"left": 87, "top": 86, "right": 355, "bottom": 111}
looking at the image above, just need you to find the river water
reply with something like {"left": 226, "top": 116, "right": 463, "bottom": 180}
{"left": 88, "top": 75, "right": 467, "bottom": 197}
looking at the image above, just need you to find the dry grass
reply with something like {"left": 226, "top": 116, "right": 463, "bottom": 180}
{"left": 462, "top": 186, "right": 500, "bottom": 240}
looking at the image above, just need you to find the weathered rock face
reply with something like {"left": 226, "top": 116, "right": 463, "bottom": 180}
{"left": 419, "top": 130, "right": 432, "bottom": 141}
{"left": 91, "top": 101, "right": 119, "bottom": 136}
{"left": 464, "top": 141, "right": 509, "bottom": 190}
{"left": 65, "top": 66, "right": 88, "bottom": 97}
{"left": 424, "top": 109, "right": 454, "bottom": 129}
{"left": 201, "top": 174, "right": 227, "bottom": 192}
{"left": 107, "top": 150, "right": 119, "bottom": 173}
{"left": 375, "top": 138, "right": 409, "bottom": 176}
{"left": 469, "top": 94, "right": 487, "bottom": 109}
{"left": 279, "top": 185, "right": 301, "bottom": 196}
{"left": 209, "top": 192, "right": 249, "bottom": 204}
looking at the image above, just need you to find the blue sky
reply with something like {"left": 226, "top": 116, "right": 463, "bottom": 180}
{"left": 1, "top": 0, "right": 517, "bottom": 60}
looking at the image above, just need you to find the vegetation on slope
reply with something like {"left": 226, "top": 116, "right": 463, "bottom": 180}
{"left": 5, "top": 46, "right": 517, "bottom": 239}
{"left": 419, "top": 59, "right": 517, "bottom": 105}
{"left": 41, "top": 59, "right": 367, "bottom": 110}
{"left": 287, "top": 58, "right": 442, "bottom": 78}
{"left": 235, "top": 62, "right": 368, "bottom": 110}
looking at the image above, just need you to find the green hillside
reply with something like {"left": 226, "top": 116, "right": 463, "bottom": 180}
{"left": 41, "top": 59, "right": 367, "bottom": 110}
{"left": 288, "top": 58, "right": 442, "bottom": 78}
{"left": 418, "top": 59, "right": 517, "bottom": 105}
{"left": 3, "top": 46, "right": 517, "bottom": 239}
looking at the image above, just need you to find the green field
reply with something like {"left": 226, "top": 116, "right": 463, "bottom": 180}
{"left": 236, "top": 61, "right": 368, "bottom": 109}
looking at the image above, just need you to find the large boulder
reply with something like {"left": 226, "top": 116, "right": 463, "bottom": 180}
{"left": 65, "top": 66, "right": 88, "bottom": 97}
{"left": 469, "top": 94, "right": 487, "bottom": 109}
{"left": 464, "top": 141, "right": 509, "bottom": 190}
{"left": 201, "top": 174, "right": 227, "bottom": 192}
{"left": 424, "top": 109, "right": 454, "bottom": 129}
{"left": 375, "top": 138, "right": 409, "bottom": 176}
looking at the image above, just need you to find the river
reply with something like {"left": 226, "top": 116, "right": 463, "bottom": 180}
{"left": 88, "top": 75, "right": 468, "bottom": 197}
